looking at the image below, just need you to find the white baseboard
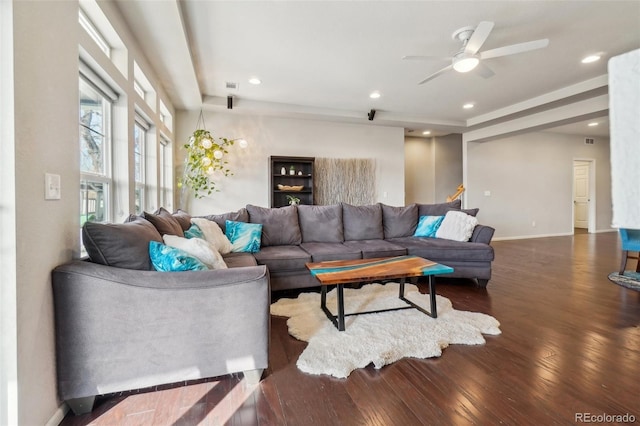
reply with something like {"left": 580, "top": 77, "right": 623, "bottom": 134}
{"left": 593, "top": 228, "right": 617, "bottom": 234}
{"left": 45, "top": 403, "right": 68, "bottom": 426}
{"left": 493, "top": 232, "right": 574, "bottom": 241}
{"left": 493, "top": 228, "right": 616, "bottom": 241}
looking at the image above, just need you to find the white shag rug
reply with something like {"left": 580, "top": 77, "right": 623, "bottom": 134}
{"left": 270, "top": 283, "right": 501, "bottom": 378}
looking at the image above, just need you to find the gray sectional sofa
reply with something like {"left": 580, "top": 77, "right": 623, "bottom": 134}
{"left": 202, "top": 200, "right": 495, "bottom": 291}
{"left": 52, "top": 199, "right": 494, "bottom": 415}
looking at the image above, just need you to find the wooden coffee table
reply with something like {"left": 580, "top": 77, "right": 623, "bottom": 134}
{"left": 306, "top": 255, "right": 454, "bottom": 331}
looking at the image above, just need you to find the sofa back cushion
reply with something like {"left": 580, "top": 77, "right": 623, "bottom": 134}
{"left": 82, "top": 216, "right": 162, "bottom": 270}
{"left": 171, "top": 209, "right": 192, "bottom": 231}
{"left": 342, "top": 203, "right": 384, "bottom": 241}
{"left": 297, "top": 204, "right": 344, "bottom": 243}
{"left": 197, "top": 208, "right": 249, "bottom": 233}
{"left": 247, "top": 204, "right": 302, "bottom": 246}
{"left": 142, "top": 207, "right": 184, "bottom": 237}
{"left": 417, "top": 200, "right": 462, "bottom": 217}
{"left": 381, "top": 203, "right": 418, "bottom": 238}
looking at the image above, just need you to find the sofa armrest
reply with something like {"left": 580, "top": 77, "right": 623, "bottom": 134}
{"left": 52, "top": 260, "right": 270, "bottom": 402}
{"left": 470, "top": 225, "right": 495, "bottom": 244}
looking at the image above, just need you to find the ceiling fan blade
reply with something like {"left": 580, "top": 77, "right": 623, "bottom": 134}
{"left": 480, "top": 38, "right": 549, "bottom": 60}
{"left": 402, "top": 55, "right": 449, "bottom": 61}
{"left": 418, "top": 64, "right": 453, "bottom": 85}
{"left": 475, "top": 62, "right": 495, "bottom": 79}
{"left": 465, "top": 21, "right": 494, "bottom": 55}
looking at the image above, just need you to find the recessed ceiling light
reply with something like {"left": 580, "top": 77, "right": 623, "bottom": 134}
{"left": 588, "top": 122, "right": 599, "bottom": 127}
{"left": 248, "top": 77, "right": 261, "bottom": 85}
{"left": 581, "top": 55, "right": 601, "bottom": 64}
{"left": 369, "top": 91, "right": 381, "bottom": 99}
{"left": 422, "top": 130, "right": 431, "bottom": 135}
{"left": 463, "top": 103, "right": 474, "bottom": 109}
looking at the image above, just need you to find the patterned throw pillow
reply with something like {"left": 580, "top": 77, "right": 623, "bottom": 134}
{"left": 149, "top": 241, "right": 208, "bottom": 272}
{"left": 183, "top": 223, "right": 205, "bottom": 239}
{"left": 225, "top": 220, "right": 262, "bottom": 253}
{"left": 414, "top": 215, "right": 445, "bottom": 238}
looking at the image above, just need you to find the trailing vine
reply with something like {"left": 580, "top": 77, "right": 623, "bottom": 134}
{"left": 181, "top": 129, "right": 234, "bottom": 198}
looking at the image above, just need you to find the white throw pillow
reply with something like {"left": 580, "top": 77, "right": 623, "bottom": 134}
{"left": 163, "top": 234, "right": 228, "bottom": 270}
{"left": 435, "top": 210, "right": 478, "bottom": 242}
{"left": 190, "top": 218, "right": 233, "bottom": 254}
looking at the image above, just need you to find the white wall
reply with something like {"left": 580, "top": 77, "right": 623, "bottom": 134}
{"left": 404, "top": 134, "right": 462, "bottom": 205}
{"left": 2, "top": 1, "right": 176, "bottom": 424}
{"left": 466, "top": 131, "right": 613, "bottom": 239}
{"left": 434, "top": 134, "right": 463, "bottom": 202}
{"left": 176, "top": 111, "right": 405, "bottom": 215}
{"left": 12, "top": 2, "right": 79, "bottom": 424}
{"left": 1, "top": 1, "right": 18, "bottom": 424}
{"left": 609, "top": 49, "right": 640, "bottom": 229}
{"left": 404, "top": 136, "right": 435, "bottom": 204}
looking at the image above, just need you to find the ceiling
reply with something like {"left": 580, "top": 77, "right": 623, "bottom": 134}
{"left": 115, "top": 1, "right": 640, "bottom": 138}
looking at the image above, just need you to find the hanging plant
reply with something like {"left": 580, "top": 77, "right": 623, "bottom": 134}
{"left": 181, "top": 128, "right": 235, "bottom": 198}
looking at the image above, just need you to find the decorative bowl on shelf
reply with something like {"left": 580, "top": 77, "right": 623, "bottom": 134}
{"left": 277, "top": 184, "right": 304, "bottom": 191}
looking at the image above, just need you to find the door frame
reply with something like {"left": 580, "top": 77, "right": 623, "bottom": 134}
{"left": 572, "top": 158, "right": 596, "bottom": 233}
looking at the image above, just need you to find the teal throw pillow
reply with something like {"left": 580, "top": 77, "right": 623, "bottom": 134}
{"left": 414, "top": 215, "right": 444, "bottom": 238}
{"left": 225, "top": 220, "right": 262, "bottom": 253}
{"left": 149, "top": 241, "right": 208, "bottom": 271}
{"left": 184, "top": 223, "right": 205, "bottom": 239}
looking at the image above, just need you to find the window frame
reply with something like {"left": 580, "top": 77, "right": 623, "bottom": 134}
{"left": 133, "top": 115, "right": 150, "bottom": 214}
{"left": 79, "top": 74, "right": 114, "bottom": 226}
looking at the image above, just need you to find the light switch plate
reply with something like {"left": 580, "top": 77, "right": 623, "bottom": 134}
{"left": 45, "top": 173, "right": 61, "bottom": 200}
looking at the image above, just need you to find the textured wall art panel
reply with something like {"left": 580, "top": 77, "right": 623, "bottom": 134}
{"left": 315, "top": 158, "right": 376, "bottom": 205}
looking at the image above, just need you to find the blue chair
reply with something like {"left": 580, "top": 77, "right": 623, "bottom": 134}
{"left": 619, "top": 228, "right": 640, "bottom": 274}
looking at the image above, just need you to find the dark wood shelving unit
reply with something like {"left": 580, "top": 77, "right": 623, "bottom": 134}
{"left": 269, "top": 156, "right": 315, "bottom": 208}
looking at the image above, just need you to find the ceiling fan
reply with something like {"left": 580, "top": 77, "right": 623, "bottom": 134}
{"left": 403, "top": 21, "right": 549, "bottom": 85}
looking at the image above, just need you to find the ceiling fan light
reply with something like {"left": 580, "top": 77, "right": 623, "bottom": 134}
{"left": 453, "top": 56, "right": 480, "bottom": 73}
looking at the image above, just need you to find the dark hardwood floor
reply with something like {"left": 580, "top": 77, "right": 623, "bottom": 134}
{"left": 60, "top": 232, "right": 640, "bottom": 425}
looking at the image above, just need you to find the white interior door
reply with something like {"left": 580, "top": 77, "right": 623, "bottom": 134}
{"left": 574, "top": 162, "right": 590, "bottom": 229}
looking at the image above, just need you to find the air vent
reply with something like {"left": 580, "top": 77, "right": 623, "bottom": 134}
{"left": 225, "top": 82, "right": 238, "bottom": 90}
{"left": 585, "top": 138, "right": 595, "bottom": 145}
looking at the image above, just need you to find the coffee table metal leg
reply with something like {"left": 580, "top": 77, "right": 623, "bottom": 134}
{"left": 428, "top": 275, "right": 437, "bottom": 318}
{"left": 321, "top": 284, "right": 327, "bottom": 308}
{"left": 320, "top": 285, "right": 338, "bottom": 330}
{"left": 337, "top": 284, "right": 345, "bottom": 331}
{"left": 398, "top": 275, "right": 438, "bottom": 318}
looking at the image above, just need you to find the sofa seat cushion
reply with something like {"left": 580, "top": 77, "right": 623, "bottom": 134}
{"left": 381, "top": 203, "right": 418, "bottom": 238}
{"left": 342, "top": 240, "right": 407, "bottom": 258}
{"left": 300, "top": 242, "right": 362, "bottom": 262}
{"left": 298, "top": 204, "right": 344, "bottom": 243}
{"left": 253, "top": 245, "right": 311, "bottom": 271}
{"left": 247, "top": 204, "right": 302, "bottom": 246}
{"left": 222, "top": 252, "right": 258, "bottom": 268}
{"left": 388, "top": 237, "right": 494, "bottom": 262}
{"left": 342, "top": 203, "right": 384, "bottom": 241}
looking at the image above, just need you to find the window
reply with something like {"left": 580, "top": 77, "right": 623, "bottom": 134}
{"left": 80, "top": 77, "right": 112, "bottom": 226}
{"left": 159, "top": 138, "right": 173, "bottom": 210}
{"left": 133, "top": 79, "right": 145, "bottom": 100}
{"left": 134, "top": 118, "right": 149, "bottom": 214}
{"left": 79, "top": 8, "right": 110, "bottom": 57}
